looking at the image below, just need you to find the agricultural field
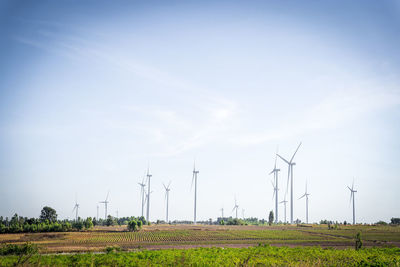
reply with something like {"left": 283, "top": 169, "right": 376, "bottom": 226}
{"left": 1, "top": 245, "right": 400, "bottom": 266}
{"left": 0, "top": 224, "right": 399, "bottom": 253}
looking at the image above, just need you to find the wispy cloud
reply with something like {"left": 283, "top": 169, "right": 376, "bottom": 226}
{"left": 230, "top": 86, "right": 400, "bottom": 146}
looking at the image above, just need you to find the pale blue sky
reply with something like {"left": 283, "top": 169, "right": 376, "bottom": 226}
{"left": 0, "top": 1, "right": 399, "bottom": 223}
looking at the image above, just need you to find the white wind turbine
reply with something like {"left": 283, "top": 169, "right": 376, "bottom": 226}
{"left": 138, "top": 175, "right": 146, "bottom": 217}
{"left": 232, "top": 197, "right": 239, "bottom": 219}
{"left": 163, "top": 181, "right": 171, "bottom": 223}
{"left": 72, "top": 195, "right": 79, "bottom": 221}
{"left": 191, "top": 161, "right": 199, "bottom": 224}
{"left": 220, "top": 207, "right": 224, "bottom": 219}
{"left": 299, "top": 181, "right": 310, "bottom": 224}
{"left": 146, "top": 167, "right": 152, "bottom": 222}
{"left": 279, "top": 198, "right": 288, "bottom": 223}
{"left": 269, "top": 150, "right": 280, "bottom": 224}
{"left": 347, "top": 179, "right": 357, "bottom": 225}
{"left": 277, "top": 142, "right": 302, "bottom": 223}
{"left": 99, "top": 191, "right": 110, "bottom": 220}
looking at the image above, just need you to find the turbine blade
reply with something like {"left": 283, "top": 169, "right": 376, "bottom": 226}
{"left": 277, "top": 154, "right": 290, "bottom": 165}
{"left": 290, "top": 142, "right": 302, "bottom": 163}
{"left": 106, "top": 190, "right": 110, "bottom": 201}
{"left": 191, "top": 172, "right": 195, "bottom": 190}
{"left": 285, "top": 165, "right": 290, "bottom": 197}
{"left": 163, "top": 183, "right": 167, "bottom": 190}
{"left": 168, "top": 181, "right": 171, "bottom": 189}
{"left": 349, "top": 191, "right": 353, "bottom": 206}
{"left": 347, "top": 186, "right": 352, "bottom": 191}
{"left": 299, "top": 194, "right": 306, "bottom": 200}
{"left": 269, "top": 169, "right": 275, "bottom": 175}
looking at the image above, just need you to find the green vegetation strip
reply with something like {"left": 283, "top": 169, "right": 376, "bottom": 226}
{"left": 1, "top": 246, "right": 399, "bottom": 266}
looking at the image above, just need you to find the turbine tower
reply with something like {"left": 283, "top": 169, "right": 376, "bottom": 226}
{"left": 138, "top": 176, "right": 146, "bottom": 217}
{"left": 163, "top": 181, "right": 171, "bottom": 223}
{"left": 191, "top": 161, "right": 199, "bottom": 224}
{"left": 72, "top": 196, "right": 79, "bottom": 221}
{"left": 146, "top": 167, "right": 152, "bottom": 222}
{"left": 277, "top": 142, "right": 302, "bottom": 223}
{"left": 347, "top": 180, "right": 357, "bottom": 225}
{"left": 220, "top": 208, "right": 224, "bottom": 218}
{"left": 242, "top": 209, "right": 245, "bottom": 219}
{"left": 269, "top": 151, "right": 280, "bottom": 224}
{"left": 96, "top": 205, "right": 99, "bottom": 221}
{"left": 99, "top": 191, "right": 110, "bottom": 220}
{"left": 232, "top": 197, "right": 239, "bottom": 219}
{"left": 299, "top": 181, "right": 310, "bottom": 224}
{"left": 279, "top": 198, "right": 288, "bottom": 223}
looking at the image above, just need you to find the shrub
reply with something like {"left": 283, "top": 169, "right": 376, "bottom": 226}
{"left": 355, "top": 232, "right": 363, "bottom": 250}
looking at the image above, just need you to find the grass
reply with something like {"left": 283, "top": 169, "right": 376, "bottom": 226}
{"left": 0, "top": 245, "right": 399, "bottom": 266}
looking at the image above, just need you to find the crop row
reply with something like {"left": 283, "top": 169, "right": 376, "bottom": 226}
{"left": 66, "top": 229, "right": 338, "bottom": 244}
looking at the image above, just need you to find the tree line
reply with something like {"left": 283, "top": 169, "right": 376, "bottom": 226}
{"left": 0, "top": 206, "right": 148, "bottom": 234}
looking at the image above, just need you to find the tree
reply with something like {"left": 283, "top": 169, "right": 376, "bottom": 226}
{"left": 127, "top": 220, "right": 138, "bottom": 232}
{"left": 268, "top": 211, "right": 274, "bottom": 226}
{"left": 40, "top": 207, "right": 57, "bottom": 223}
{"left": 84, "top": 217, "right": 94, "bottom": 229}
{"left": 390, "top": 218, "right": 400, "bottom": 225}
{"left": 106, "top": 215, "right": 114, "bottom": 226}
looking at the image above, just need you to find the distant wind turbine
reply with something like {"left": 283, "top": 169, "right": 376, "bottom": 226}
{"left": 347, "top": 179, "right": 357, "bottom": 224}
{"left": 220, "top": 208, "right": 224, "bottom": 219}
{"left": 232, "top": 197, "right": 239, "bottom": 219}
{"left": 163, "top": 181, "right": 171, "bottom": 223}
{"left": 146, "top": 167, "right": 152, "bottom": 222}
{"left": 269, "top": 149, "right": 280, "bottom": 224}
{"left": 277, "top": 142, "right": 302, "bottom": 223}
{"left": 299, "top": 181, "right": 310, "bottom": 224}
{"left": 191, "top": 161, "right": 199, "bottom": 224}
{"left": 279, "top": 198, "right": 288, "bottom": 223}
{"left": 99, "top": 191, "right": 110, "bottom": 220}
{"left": 138, "top": 175, "right": 146, "bottom": 217}
{"left": 96, "top": 205, "right": 99, "bottom": 221}
{"left": 72, "top": 195, "right": 79, "bottom": 221}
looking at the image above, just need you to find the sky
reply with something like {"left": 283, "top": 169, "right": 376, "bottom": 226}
{"left": 0, "top": 0, "right": 399, "bottom": 223}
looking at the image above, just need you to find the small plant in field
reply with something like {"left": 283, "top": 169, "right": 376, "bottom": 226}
{"left": 355, "top": 232, "right": 363, "bottom": 250}
{"left": 105, "top": 245, "right": 122, "bottom": 253}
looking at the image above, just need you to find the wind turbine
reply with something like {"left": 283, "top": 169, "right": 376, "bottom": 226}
{"left": 220, "top": 208, "right": 224, "bottom": 219}
{"left": 269, "top": 150, "right": 280, "bottom": 224}
{"left": 299, "top": 181, "right": 310, "bottom": 224}
{"left": 138, "top": 175, "right": 146, "bottom": 217}
{"left": 279, "top": 198, "right": 288, "bottom": 223}
{"left": 146, "top": 167, "right": 152, "bottom": 222}
{"left": 347, "top": 180, "right": 357, "bottom": 225}
{"left": 232, "top": 197, "right": 239, "bottom": 219}
{"left": 96, "top": 205, "right": 99, "bottom": 221}
{"left": 99, "top": 191, "right": 110, "bottom": 220}
{"left": 271, "top": 180, "right": 279, "bottom": 224}
{"left": 144, "top": 190, "right": 153, "bottom": 219}
{"left": 72, "top": 196, "right": 79, "bottom": 221}
{"left": 163, "top": 181, "right": 171, "bottom": 223}
{"left": 277, "top": 142, "right": 302, "bottom": 223}
{"left": 191, "top": 161, "right": 199, "bottom": 224}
